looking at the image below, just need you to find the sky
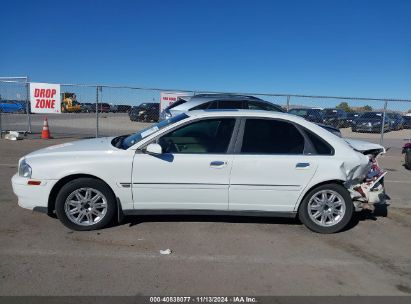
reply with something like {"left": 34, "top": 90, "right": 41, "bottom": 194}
{"left": 1, "top": 0, "right": 410, "bottom": 101}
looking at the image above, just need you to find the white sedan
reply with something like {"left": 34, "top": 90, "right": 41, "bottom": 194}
{"left": 12, "top": 110, "right": 387, "bottom": 233}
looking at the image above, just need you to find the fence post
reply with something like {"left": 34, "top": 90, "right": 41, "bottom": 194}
{"left": 380, "top": 100, "right": 388, "bottom": 146}
{"left": 26, "top": 81, "right": 31, "bottom": 134}
{"left": 286, "top": 95, "right": 291, "bottom": 111}
{"left": 96, "top": 86, "right": 99, "bottom": 138}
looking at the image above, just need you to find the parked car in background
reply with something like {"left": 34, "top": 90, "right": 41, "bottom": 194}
{"left": 94, "top": 103, "right": 110, "bottom": 113}
{"left": 351, "top": 112, "right": 390, "bottom": 133}
{"left": 129, "top": 103, "right": 160, "bottom": 122}
{"left": 117, "top": 105, "right": 132, "bottom": 113}
{"left": 12, "top": 110, "right": 387, "bottom": 233}
{"left": 0, "top": 100, "right": 26, "bottom": 113}
{"left": 160, "top": 94, "right": 284, "bottom": 120}
{"left": 288, "top": 108, "right": 324, "bottom": 123}
{"left": 345, "top": 112, "right": 360, "bottom": 127}
{"left": 403, "top": 142, "right": 411, "bottom": 169}
{"left": 403, "top": 116, "right": 411, "bottom": 129}
{"left": 322, "top": 109, "right": 348, "bottom": 128}
{"left": 109, "top": 104, "right": 118, "bottom": 113}
{"left": 386, "top": 113, "right": 404, "bottom": 131}
{"left": 80, "top": 103, "right": 94, "bottom": 113}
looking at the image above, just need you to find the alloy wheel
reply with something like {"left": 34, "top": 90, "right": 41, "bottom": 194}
{"left": 64, "top": 188, "right": 108, "bottom": 226}
{"left": 307, "top": 190, "right": 346, "bottom": 227}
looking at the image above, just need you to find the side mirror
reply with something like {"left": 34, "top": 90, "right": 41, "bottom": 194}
{"left": 144, "top": 143, "right": 162, "bottom": 155}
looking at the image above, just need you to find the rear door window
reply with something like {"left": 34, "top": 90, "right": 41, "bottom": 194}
{"left": 240, "top": 119, "right": 305, "bottom": 154}
{"left": 303, "top": 129, "right": 334, "bottom": 155}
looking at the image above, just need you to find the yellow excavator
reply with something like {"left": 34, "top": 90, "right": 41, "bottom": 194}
{"left": 61, "top": 93, "right": 81, "bottom": 113}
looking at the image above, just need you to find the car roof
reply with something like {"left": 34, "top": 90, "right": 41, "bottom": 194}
{"left": 324, "top": 108, "right": 344, "bottom": 111}
{"left": 190, "top": 93, "right": 263, "bottom": 101}
{"left": 186, "top": 109, "right": 307, "bottom": 122}
{"left": 174, "top": 94, "right": 268, "bottom": 110}
{"left": 289, "top": 108, "right": 319, "bottom": 111}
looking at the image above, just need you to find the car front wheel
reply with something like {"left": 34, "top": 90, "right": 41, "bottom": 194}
{"left": 55, "top": 178, "right": 116, "bottom": 231}
{"left": 298, "top": 184, "right": 353, "bottom": 233}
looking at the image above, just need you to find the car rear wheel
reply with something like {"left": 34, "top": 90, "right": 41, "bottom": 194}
{"left": 55, "top": 178, "right": 116, "bottom": 231}
{"left": 298, "top": 183, "right": 353, "bottom": 233}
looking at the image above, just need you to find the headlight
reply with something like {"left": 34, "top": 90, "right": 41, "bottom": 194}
{"left": 138, "top": 110, "right": 146, "bottom": 115}
{"left": 373, "top": 121, "right": 381, "bottom": 125}
{"left": 19, "top": 159, "right": 32, "bottom": 178}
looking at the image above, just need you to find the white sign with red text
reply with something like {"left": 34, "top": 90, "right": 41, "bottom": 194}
{"left": 160, "top": 91, "right": 191, "bottom": 113}
{"left": 30, "top": 82, "right": 61, "bottom": 114}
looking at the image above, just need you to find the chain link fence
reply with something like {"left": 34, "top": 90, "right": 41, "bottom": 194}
{"left": 1, "top": 80, "right": 410, "bottom": 147}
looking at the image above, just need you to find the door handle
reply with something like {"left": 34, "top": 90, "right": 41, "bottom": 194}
{"left": 296, "top": 162, "right": 310, "bottom": 169}
{"left": 210, "top": 161, "right": 227, "bottom": 168}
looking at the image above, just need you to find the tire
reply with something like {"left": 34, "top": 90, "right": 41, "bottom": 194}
{"left": 298, "top": 183, "right": 353, "bottom": 234}
{"left": 55, "top": 178, "right": 116, "bottom": 231}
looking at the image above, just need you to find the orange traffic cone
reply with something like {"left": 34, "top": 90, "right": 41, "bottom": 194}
{"left": 41, "top": 117, "right": 51, "bottom": 139}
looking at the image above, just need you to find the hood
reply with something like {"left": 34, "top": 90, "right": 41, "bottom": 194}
{"left": 25, "top": 137, "right": 116, "bottom": 159}
{"left": 344, "top": 138, "right": 385, "bottom": 154}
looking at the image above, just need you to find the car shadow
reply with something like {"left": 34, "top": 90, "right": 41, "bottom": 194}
{"left": 119, "top": 205, "right": 389, "bottom": 231}
{"left": 343, "top": 204, "right": 389, "bottom": 231}
{"left": 121, "top": 214, "right": 300, "bottom": 227}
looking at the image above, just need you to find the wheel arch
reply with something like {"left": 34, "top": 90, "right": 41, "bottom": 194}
{"left": 47, "top": 174, "right": 116, "bottom": 214}
{"left": 294, "top": 179, "right": 347, "bottom": 212}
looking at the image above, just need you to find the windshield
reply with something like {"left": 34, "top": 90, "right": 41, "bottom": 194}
{"left": 120, "top": 113, "right": 189, "bottom": 149}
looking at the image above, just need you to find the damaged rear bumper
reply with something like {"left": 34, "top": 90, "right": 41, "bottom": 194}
{"left": 347, "top": 173, "right": 389, "bottom": 211}
{"left": 344, "top": 149, "right": 389, "bottom": 211}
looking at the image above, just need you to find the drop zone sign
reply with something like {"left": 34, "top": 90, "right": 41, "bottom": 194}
{"left": 30, "top": 82, "right": 61, "bottom": 114}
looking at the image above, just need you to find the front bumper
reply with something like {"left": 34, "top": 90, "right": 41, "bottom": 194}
{"left": 11, "top": 174, "right": 57, "bottom": 211}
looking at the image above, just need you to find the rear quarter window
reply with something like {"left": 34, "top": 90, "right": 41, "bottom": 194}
{"left": 303, "top": 129, "right": 334, "bottom": 155}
